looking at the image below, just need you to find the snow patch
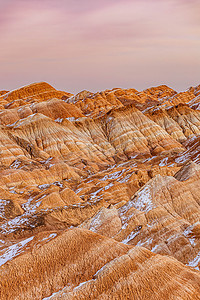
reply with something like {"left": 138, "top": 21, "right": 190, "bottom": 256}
{"left": 10, "top": 160, "right": 22, "bottom": 169}
{"left": 187, "top": 252, "right": 200, "bottom": 270}
{"left": 38, "top": 184, "right": 50, "bottom": 190}
{"left": 122, "top": 230, "right": 139, "bottom": 244}
{"left": 41, "top": 233, "right": 57, "bottom": 243}
{"left": 89, "top": 211, "right": 103, "bottom": 232}
{"left": 0, "top": 236, "right": 34, "bottom": 266}
{"left": 55, "top": 118, "right": 63, "bottom": 123}
{"left": 133, "top": 185, "right": 154, "bottom": 212}
{"left": 159, "top": 157, "right": 168, "bottom": 167}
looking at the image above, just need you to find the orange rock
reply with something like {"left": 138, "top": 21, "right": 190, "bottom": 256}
{"left": 0, "top": 82, "right": 200, "bottom": 299}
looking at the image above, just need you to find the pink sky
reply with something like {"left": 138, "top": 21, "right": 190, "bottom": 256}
{"left": 0, "top": 0, "right": 200, "bottom": 93}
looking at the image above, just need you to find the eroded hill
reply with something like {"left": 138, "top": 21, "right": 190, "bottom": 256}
{"left": 0, "top": 82, "right": 200, "bottom": 299}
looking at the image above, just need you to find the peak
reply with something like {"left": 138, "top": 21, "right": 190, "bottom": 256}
{"left": 67, "top": 90, "right": 93, "bottom": 104}
{"left": 1, "top": 82, "right": 56, "bottom": 101}
{"left": 20, "top": 81, "right": 55, "bottom": 89}
{"left": 0, "top": 82, "right": 72, "bottom": 105}
{"left": 4, "top": 82, "right": 55, "bottom": 96}
{"left": 0, "top": 90, "right": 9, "bottom": 96}
{"left": 145, "top": 84, "right": 174, "bottom": 90}
{"left": 143, "top": 85, "right": 176, "bottom": 96}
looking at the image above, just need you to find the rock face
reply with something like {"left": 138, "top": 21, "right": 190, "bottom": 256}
{"left": 1, "top": 82, "right": 200, "bottom": 299}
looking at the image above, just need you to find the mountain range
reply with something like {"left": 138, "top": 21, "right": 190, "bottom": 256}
{"left": 1, "top": 82, "right": 200, "bottom": 299}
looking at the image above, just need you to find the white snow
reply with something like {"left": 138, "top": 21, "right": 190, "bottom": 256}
{"left": 100, "top": 170, "right": 122, "bottom": 181}
{"left": 159, "top": 157, "right": 168, "bottom": 167}
{"left": 38, "top": 184, "right": 50, "bottom": 190}
{"left": 99, "top": 169, "right": 131, "bottom": 183}
{"left": 55, "top": 118, "right": 63, "bottom": 123}
{"left": 187, "top": 252, "right": 200, "bottom": 270}
{"left": 53, "top": 181, "right": 63, "bottom": 188}
{"left": 0, "top": 215, "right": 31, "bottom": 234}
{"left": 106, "top": 117, "right": 113, "bottom": 123}
{"left": 89, "top": 187, "right": 104, "bottom": 200}
{"left": 89, "top": 212, "right": 103, "bottom": 232}
{"left": 118, "top": 173, "right": 132, "bottom": 183}
{"left": 0, "top": 236, "right": 34, "bottom": 266}
{"left": 10, "top": 160, "right": 21, "bottom": 169}
{"left": 104, "top": 182, "right": 114, "bottom": 190}
{"left": 22, "top": 195, "right": 44, "bottom": 213}
{"left": 73, "top": 280, "right": 93, "bottom": 290}
{"left": 41, "top": 233, "right": 57, "bottom": 243}
{"left": 43, "top": 292, "right": 59, "bottom": 299}
{"left": 151, "top": 244, "right": 160, "bottom": 253}
{"left": 8, "top": 187, "right": 17, "bottom": 194}
{"left": 13, "top": 113, "right": 37, "bottom": 128}
{"left": 175, "top": 155, "right": 188, "bottom": 164}
{"left": 183, "top": 224, "right": 199, "bottom": 247}
{"left": 122, "top": 231, "right": 139, "bottom": 244}
{"left": 75, "top": 187, "right": 83, "bottom": 194}
{"left": 136, "top": 237, "right": 154, "bottom": 247}
{"left": 0, "top": 200, "right": 7, "bottom": 219}
{"left": 94, "top": 263, "right": 110, "bottom": 277}
{"left": 66, "top": 117, "right": 75, "bottom": 122}
{"left": 133, "top": 185, "right": 154, "bottom": 212}
{"left": 42, "top": 286, "right": 69, "bottom": 300}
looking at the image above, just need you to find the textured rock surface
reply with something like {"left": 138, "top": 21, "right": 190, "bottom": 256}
{"left": 1, "top": 82, "right": 200, "bottom": 299}
{"left": 1, "top": 228, "right": 200, "bottom": 300}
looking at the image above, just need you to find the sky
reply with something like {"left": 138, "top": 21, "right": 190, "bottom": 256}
{"left": 0, "top": 0, "right": 200, "bottom": 94}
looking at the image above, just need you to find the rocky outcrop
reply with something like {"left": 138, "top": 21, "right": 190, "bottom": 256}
{"left": 146, "top": 104, "right": 200, "bottom": 143}
{"left": 84, "top": 162, "right": 200, "bottom": 268}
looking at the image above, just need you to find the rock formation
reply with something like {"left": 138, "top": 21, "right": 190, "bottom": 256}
{"left": 0, "top": 82, "right": 200, "bottom": 299}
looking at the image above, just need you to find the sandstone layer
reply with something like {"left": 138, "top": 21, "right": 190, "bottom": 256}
{"left": 0, "top": 82, "right": 200, "bottom": 299}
